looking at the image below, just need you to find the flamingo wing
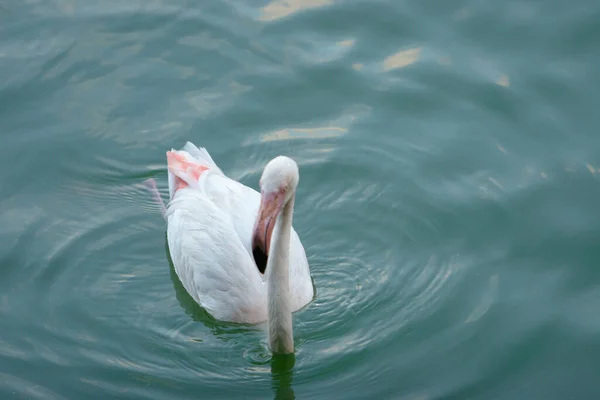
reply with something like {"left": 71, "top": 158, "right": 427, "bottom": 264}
{"left": 167, "top": 188, "right": 267, "bottom": 323}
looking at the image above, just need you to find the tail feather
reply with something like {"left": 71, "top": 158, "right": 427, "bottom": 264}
{"left": 166, "top": 142, "right": 224, "bottom": 200}
{"left": 181, "top": 142, "right": 224, "bottom": 176}
{"left": 167, "top": 167, "right": 177, "bottom": 201}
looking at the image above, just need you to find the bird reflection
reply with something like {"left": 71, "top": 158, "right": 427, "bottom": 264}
{"left": 271, "top": 353, "right": 296, "bottom": 400}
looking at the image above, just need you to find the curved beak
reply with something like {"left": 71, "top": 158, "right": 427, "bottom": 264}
{"left": 252, "top": 190, "right": 285, "bottom": 257}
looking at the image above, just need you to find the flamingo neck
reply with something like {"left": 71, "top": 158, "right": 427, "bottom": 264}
{"left": 266, "top": 193, "right": 295, "bottom": 354}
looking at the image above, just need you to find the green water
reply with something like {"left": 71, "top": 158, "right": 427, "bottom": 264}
{"left": 2, "top": 0, "right": 600, "bottom": 398}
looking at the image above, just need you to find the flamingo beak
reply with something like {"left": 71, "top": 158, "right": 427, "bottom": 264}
{"left": 252, "top": 190, "right": 284, "bottom": 272}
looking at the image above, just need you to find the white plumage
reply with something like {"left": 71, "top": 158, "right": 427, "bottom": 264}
{"left": 164, "top": 142, "right": 314, "bottom": 325}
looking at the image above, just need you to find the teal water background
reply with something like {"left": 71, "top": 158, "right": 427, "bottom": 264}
{"left": 1, "top": 0, "right": 600, "bottom": 399}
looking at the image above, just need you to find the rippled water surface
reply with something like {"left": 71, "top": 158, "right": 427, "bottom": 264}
{"left": 2, "top": 0, "right": 600, "bottom": 399}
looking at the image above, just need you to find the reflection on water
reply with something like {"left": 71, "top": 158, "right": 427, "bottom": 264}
{"left": 260, "top": 126, "right": 346, "bottom": 142}
{"left": 256, "top": 104, "right": 371, "bottom": 144}
{"left": 496, "top": 73, "right": 510, "bottom": 87}
{"left": 336, "top": 39, "right": 355, "bottom": 48}
{"left": 271, "top": 354, "right": 296, "bottom": 400}
{"left": 259, "top": 0, "right": 333, "bottom": 22}
{"left": 383, "top": 47, "right": 422, "bottom": 71}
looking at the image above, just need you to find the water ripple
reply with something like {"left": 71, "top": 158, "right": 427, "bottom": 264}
{"left": 3, "top": 0, "right": 597, "bottom": 397}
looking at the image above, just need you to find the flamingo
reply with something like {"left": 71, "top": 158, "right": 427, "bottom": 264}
{"left": 146, "top": 142, "right": 314, "bottom": 354}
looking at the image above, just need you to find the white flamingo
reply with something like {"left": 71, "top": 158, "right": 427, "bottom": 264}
{"left": 145, "top": 142, "right": 314, "bottom": 354}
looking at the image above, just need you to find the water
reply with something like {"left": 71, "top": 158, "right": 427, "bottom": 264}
{"left": 1, "top": 0, "right": 600, "bottom": 398}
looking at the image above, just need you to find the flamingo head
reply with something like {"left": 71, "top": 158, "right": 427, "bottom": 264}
{"left": 251, "top": 156, "right": 299, "bottom": 274}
